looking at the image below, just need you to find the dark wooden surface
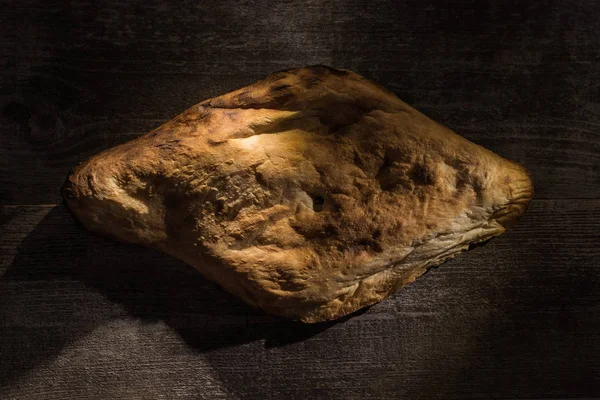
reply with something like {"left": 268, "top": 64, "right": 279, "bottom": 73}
{"left": 0, "top": 0, "right": 599, "bottom": 399}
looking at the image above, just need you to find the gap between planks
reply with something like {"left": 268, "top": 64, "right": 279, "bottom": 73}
{"left": 1, "top": 198, "right": 599, "bottom": 208}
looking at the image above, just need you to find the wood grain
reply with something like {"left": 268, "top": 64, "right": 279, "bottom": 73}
{"left": 1, "top": 0, "right": 600, "bottom": 203}
{"left": 1, "top": 200, "right": 598, "bottom": 399}
{"left": 1, "top": 0, "right": 599, "bottom": 398}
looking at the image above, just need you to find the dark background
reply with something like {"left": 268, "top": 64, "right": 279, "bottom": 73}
{"left": 1, "top": 0, "right": 599, "bottom": 398}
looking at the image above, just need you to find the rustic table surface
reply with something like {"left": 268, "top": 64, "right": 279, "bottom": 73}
{"left": 1, "top": 1, "right": 599, "bottom": 399}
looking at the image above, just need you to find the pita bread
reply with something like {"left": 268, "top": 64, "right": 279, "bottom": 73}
{"left": 63, "top": 65, "right": 533, "bottom": 322}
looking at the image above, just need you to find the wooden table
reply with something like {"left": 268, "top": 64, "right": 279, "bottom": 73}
{"left": 1, "top": 1, "right": 598, "bottom": 398}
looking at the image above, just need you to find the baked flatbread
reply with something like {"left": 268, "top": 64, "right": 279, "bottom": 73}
{"left": 63, "top": 65, "right": 533, "bottom": 322}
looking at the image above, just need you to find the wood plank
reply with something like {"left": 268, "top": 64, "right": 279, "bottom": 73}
{"left": 2, "top": 0, "right": 600, "bottom": 203}
{"left": 1, "top": 200, "right": 598, "bottom": 398}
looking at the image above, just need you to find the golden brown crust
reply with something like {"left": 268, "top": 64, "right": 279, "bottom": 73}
{"left": 62, "top": 65, "right": 534, "bottom": 323}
